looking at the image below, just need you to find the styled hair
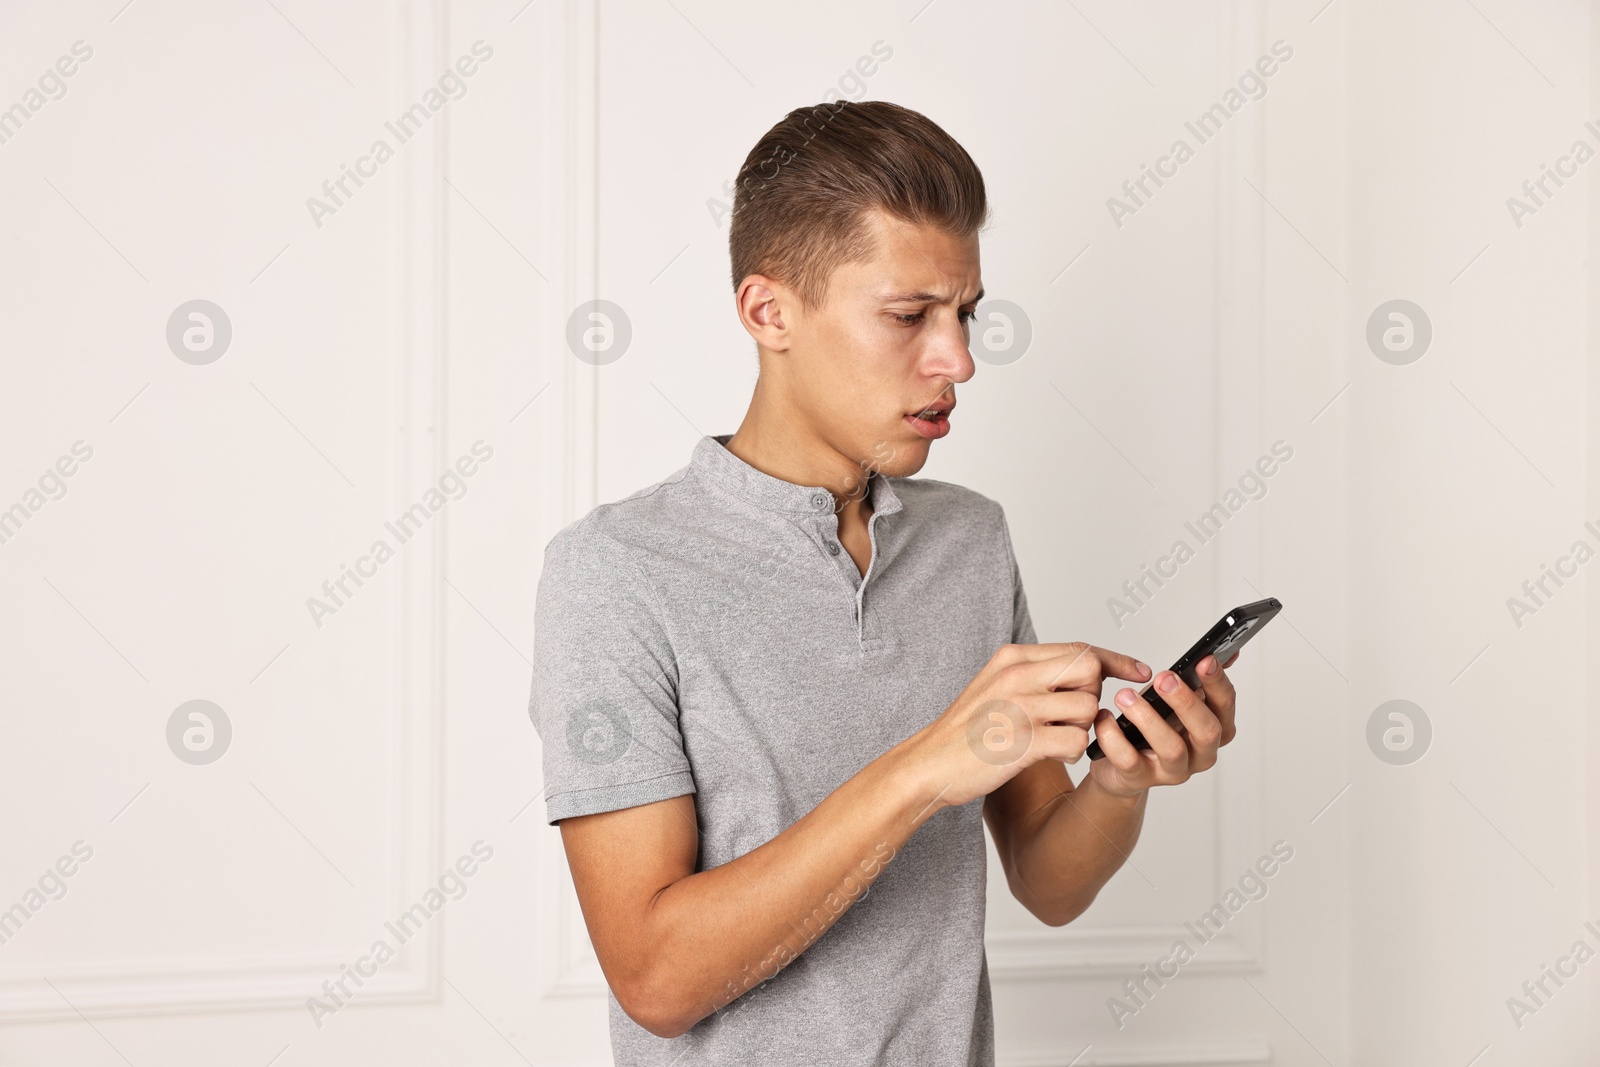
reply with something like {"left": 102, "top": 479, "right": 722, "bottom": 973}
{"left": 727, "top": 100, "right": 988, "bottom": 310}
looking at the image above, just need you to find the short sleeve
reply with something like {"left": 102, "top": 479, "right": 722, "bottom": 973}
{"left": 528, "top": 520, "right": 696, "bottom": 825}
{"left": 998, "top": 506, "right": 1037, "bottom": 645}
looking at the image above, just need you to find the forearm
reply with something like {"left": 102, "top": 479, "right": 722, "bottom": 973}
{"left": 1010, "top": 774, "right": 1147, "bottom": 926}
{"left": 634, "top": 741, "right": 942, "bottom": 1036}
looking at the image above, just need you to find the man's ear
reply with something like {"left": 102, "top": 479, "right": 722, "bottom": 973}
{"left": 735, "top": 274, "right": 796, "bottom": 353}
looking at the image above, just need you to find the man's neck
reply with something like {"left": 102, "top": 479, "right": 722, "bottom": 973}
{"left": 724, "top": 391, "right": 875, "bottom": 528}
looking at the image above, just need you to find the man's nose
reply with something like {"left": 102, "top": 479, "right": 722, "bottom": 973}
{"left": 929, "top": 313, "right": 977, "bottom": 384}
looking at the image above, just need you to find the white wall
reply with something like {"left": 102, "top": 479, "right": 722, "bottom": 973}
{"left": 0, "top": 1, "right": 1591, "bottom": 1064}
{"left": 1343, "top": 2, "right": 1594, "bottom": 1065}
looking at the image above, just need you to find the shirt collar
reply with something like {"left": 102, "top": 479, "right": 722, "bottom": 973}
{"left": 692, "top": 434, "right": 903, "bottom": 518}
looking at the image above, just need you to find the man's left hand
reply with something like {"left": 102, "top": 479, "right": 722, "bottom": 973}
{"left": 1086, "top": 652, "right": 1240, "bottom": 798}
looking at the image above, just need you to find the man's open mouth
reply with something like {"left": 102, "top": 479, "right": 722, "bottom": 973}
{"left": 905, "top": 404, "right": 953, "bottom": 439}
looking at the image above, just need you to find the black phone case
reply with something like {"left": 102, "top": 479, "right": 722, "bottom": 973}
{"left": 1085, "top": 597, "right": 1282, "bottom": 760}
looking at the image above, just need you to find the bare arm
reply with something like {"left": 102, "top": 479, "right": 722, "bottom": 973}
{"left": 983, "top": 762, "right": 1147, "bottom": 926}
{"left": 560, "top": 745, "right": 937, "bottom": 1039}
{"left": 559, "top": 641, "right": 1149, "bottom": 1038}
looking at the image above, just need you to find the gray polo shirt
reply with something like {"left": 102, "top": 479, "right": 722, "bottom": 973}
{"left": 529, "top": 433, "right": 1035, "bottom": 1066}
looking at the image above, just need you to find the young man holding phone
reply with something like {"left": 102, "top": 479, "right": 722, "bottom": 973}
{"left": 529, "top": 100, "right": 1243, "bottom": 1066}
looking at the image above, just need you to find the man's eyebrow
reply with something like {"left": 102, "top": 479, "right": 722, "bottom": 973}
{"left": 881, "top": 287, "right": 985, "bottom": 304}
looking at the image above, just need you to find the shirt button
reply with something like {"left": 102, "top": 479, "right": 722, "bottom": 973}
{"left": 826, "top": 540, "right": 841, "bottom": 555}
{"left": 811, "top": 493, "right": 830, "bottom": 510}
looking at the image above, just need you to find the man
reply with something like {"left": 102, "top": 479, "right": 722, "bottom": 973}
{"left": 529, "top": 100, "right": 1241, "bottom": 1066}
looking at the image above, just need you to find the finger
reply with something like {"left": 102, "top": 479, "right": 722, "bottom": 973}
{"left": 1036, "top": 723, "right": 1091, "bottom": 763}
{"left": 1091, "top": 707, "right": 1150, "bottom": 776}
{"left": 1114, "top": 685, "right": 1189, "bottom": 772}
{"left": 1157, "top": 669, "right": 1222, "bottom": 768}
{"left": 1083, "top": 645, "right": 1152, "bottom": 684}
{"left": 996, "top": 641, "right": 1093, "bottom": 663}
{"left": 999, "top": 643, "right": 1100, "bottom": 700}
{"left": 1195, "top": 655, "right": 1238, "bottom": 744}
{"left": 1030, "top": 644, "right": 1151, "bottom": 693}
{"left": 1026, "top": 690, "right": 1102, "bottom": 729}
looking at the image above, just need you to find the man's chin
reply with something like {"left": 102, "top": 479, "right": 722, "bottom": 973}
{"left": 866, "top": 436, "right": 931, "bottom": 480}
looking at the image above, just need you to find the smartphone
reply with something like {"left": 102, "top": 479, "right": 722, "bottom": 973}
{"left": 1085, "top": 597, "right": 1282, "bottom": 760}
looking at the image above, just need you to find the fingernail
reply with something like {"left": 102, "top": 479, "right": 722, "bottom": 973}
{"left": 1116, "top": 689, "right": 1135, "bottom": 708}
{"left": 1157, "top": 672, "right": 1178, "bottom": 694}
{"left": 1135, "top": 660, "right": 1151, "bottom": 678}
{"left": 1201, "top": 658, "right": 1216, "bottom": 676}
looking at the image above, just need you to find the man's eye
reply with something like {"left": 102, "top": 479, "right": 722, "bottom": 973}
{"left": 894, "top": 309, "right": 978, "bottom": 326}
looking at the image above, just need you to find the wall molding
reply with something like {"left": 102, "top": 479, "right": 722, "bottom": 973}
{"left": 534, "top": 0, "right": 603, "bottom": 1003}
{"left": 987, "top": 927, "right": 1255, "bottom": 981}
{"left": 995, "top": 0, "right": 1273, "bottom": 992}
{"left": 0, "top": 0, "right": 449, "bottom": 1021}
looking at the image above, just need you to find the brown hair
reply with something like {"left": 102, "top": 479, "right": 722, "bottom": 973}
{"left": 727, "top": 100, "right": 988, "bottom": 311}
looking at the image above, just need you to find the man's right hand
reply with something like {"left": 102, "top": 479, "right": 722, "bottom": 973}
{"left": 899, "top": 642, "right": 1151, "bottom": 810}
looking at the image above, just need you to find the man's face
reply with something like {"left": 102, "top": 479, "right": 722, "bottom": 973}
{"left": 781, "top": 208, "right": 981, "bottom": 480}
